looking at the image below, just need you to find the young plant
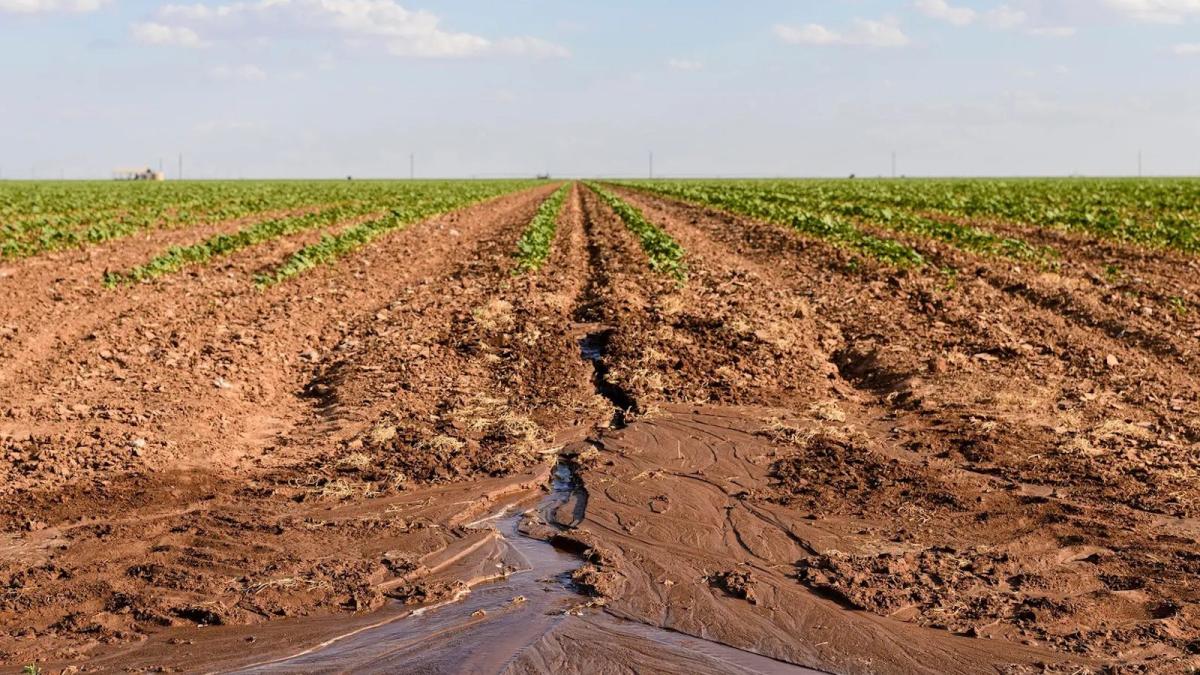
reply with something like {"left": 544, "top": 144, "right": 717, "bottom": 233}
{"left": 585, "top": 182, "right": 687, "bottom": 281}
{"left": 513, "top": 184, "right": 570, "bottom": 273}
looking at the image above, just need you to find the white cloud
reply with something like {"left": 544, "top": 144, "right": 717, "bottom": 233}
{"left": 0, "top": 0, "right": 106, "bottom": 12}
{"left": 774, "top": 23, "right": 840, "bottom": 46}
{"left": 774, "top": 19, "right": 911, "bottom": 48}
{"left": 1173, "top": 42, "right": 1200, "bottom": 53}
{"left": 914, "top": 0, "right": 976, "bottom": 26}
{"left": 984, "top": 5, "right": 1027, "bottom": 28}
{"left": 1105, "top": 0, "right": 1200, "bottom": 23}
{"left": 916, "top": 1, "right": 1074, "bottom": 37}
{"left": 135, "top": 0, "right": 569, "bottom": 59}
{"left": 667, "top": 58, "right": 703, "bottom": 71}
{"left": 1028, "top": 26, "right": 1077, "bottom": 37}
{"left": 131, "top": 22, "right": 209, "bottom": 48}
{"left": 494, "top": 37, "right": 571, "bottom": 59}
{"left": 209, "top": 64, "right": 267, "bottom": 81}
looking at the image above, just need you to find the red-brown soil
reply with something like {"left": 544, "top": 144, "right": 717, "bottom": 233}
{"left": 1, "top": 182, "right": 1197, "bottom": 673}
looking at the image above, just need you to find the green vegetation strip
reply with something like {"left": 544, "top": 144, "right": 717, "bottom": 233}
{"left": 626, "top": 178, "right": 1200, "bottom": 255}
{"left": 702, "top": 186, "right": 1051, "bottom": 261}
{"left": 622, "top": 181, "right": 923, "bottom": 267}
{"left": 588, "top": 181, "right": 691, "bottom": 278}
{"left": 2, "top": 181, "right": 368, "bottom": 259}
{"left": 257, "top": 182, "right": 524, "bottom": 287}
{"left": 105, "top": 205, "right": 364, "bottom": 285}
{"left": 585, "top": 182, "right": 687, "bottom": 281}
{"left": 513, "top": 184, "right": 570, "bottom": 273}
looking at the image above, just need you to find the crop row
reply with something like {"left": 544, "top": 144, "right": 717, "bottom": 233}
{"left": 585, "top": 182, "right": 687, "bottom": 281}
{"left": 648, "top": 178, "right": 1200, "bottom": 253}
{"left": 98, "top": 181, "right": 531, "bottom": 287}
{"left": 512, "top": 184, "right": 570, "bottom": 273}
{"left": 259, "top": 181, "right": 524, "bottom": 287}
{"left": 0, "top": 181, "right": 486, "bottom": 259}
{"left": 635, "top": 181, "right": 1055, "bottom": 263}
{"left": 618, "top": 181, "right": 925, "bottom": 267}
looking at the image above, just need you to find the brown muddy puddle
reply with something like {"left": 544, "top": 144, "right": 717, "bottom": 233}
{"left": 233, "top": 461, "right": 820, "bottom": 674}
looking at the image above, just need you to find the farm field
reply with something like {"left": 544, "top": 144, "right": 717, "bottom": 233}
{"left": 1, "top": 178, "right": 1199, "bottom": 673}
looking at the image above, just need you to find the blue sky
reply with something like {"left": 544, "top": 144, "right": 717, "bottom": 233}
{"left": 1, "top": 0, "right": 1198, "bottom": 178}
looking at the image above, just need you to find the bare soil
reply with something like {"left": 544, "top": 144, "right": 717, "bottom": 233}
{"left": 1, "top": 182, "right": 1197, "bottom": 673}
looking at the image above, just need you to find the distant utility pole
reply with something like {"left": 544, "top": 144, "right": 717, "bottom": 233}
{"left": 891, "top": 151, "right": 897, "bottom": 178}
{"left": 649, "top": 151, "right": 654, "bottom": 179}
{"left": 410, "top": 153, "right": 415, "bottom": 180}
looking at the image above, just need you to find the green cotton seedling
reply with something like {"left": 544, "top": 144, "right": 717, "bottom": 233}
{"left": 257, "top": 181, "right": 526, "bottom": 287}
{"left": 584, "top": 182, "right": 687, "bottom": 282}
{"left": 513, "top": 184, "right": 571, "bottom": 273}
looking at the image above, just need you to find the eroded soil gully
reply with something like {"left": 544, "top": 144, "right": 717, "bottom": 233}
{"left": 236, "top": 324, "right": 817, "bottom": 674}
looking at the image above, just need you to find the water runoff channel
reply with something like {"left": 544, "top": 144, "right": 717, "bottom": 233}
{"left": 231, "top": 328, "right": 823, "bottom": 674}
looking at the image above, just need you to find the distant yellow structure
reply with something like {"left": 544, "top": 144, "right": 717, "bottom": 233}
{"left": 113, "top": 167, "right": 165, "bottom": 181}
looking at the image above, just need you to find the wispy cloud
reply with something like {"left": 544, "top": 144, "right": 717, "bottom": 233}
{"left": 983, "top": 5, "right": 1027, "bottom": 29}
{"left": 915, "top": 1, "right": 1077, "bottom": 37}
{"left": 131, "top": 21, "right": 208, "bottom": 48}
{"left": 774, "top": 19, "right": 911, "bottom": 48}
{"left": 914, "top": 0, "right": 976, "bottom": 26}
{"left": 0, "top": 0, "right": 106, "bottom": 13}
{"left": 133, "top": 0, "right": 569, "bottom": 59}
{"left": 1173, "top": 42, "right": 1200, "bottom": 54}
{"left": 1105, "top": 0, "right": 1200, "bottom": 23}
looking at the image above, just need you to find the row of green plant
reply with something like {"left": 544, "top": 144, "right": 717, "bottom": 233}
{"left": 257, "top": 181, "right": 528, "bottom": 287}
{"left": 619, "top": 181, "right": 924, "bottom": 267}
{"left": 626, "top": 181, "right": 1054, "bottom": 263}
{"left": 632, "top": 178, "right": 1200, "bottom": 254}
{"left": 0, "top": 181, "right": 377, "bottom": 258}
{"left": 104, "top": 204, "right": 365, "bottom": 285}
{"left": 100, "top": 181, "right": 532, "bottom": 286}
{"left": 512, "top": 184, "right": 570, "bottom": 273}
{"left": 585, "top": 182, "right": 688, "bottom": 281}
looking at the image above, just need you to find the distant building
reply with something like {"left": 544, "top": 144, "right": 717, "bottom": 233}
{"left": 113, "top": 167, "right": 165, "bottom": 181}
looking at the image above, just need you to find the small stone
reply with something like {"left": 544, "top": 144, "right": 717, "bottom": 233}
{"left": 214, "top": 377, "right": 232, "bottom": 389}
{"left": 1105, "top": 354, "right": 1119, "bottom": 368}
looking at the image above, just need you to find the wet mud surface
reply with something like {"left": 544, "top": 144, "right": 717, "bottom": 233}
{"left": 2, "top": 183, "right": 1198, "bottom": 673}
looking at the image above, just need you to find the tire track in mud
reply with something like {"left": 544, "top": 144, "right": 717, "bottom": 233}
{"left": 602, "top": 186, "right": 1200, "bottom": 671}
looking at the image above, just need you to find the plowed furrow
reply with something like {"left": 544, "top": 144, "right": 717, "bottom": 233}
{"left": 601, "top": 185, "right": 1200, "bottom": 670}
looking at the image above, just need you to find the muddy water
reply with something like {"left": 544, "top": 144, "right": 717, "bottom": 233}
{"left": 230, "top": 328, "right": 822, "bottom": 674}
{"left": 233, "top": 461, "right": 818, "bottom": 674}
{"left": 580, "top": 328, "right": 636, "bottom": 427}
